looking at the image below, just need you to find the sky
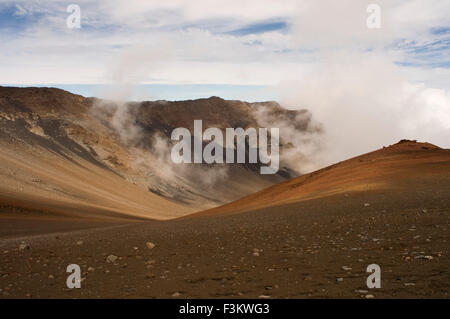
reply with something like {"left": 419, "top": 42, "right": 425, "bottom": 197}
{"left": 0, "top": 0, "right": 449, "bottom": 158}
{"left": 0, "top": 0, "right": 448, "bottom": 98}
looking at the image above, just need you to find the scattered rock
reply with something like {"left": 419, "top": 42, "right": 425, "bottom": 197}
{"left": 76, "top": 241, "right": 83, "bottom": 245}
{"left": 106, "top": 255, "right": 118, "bottom": 263}
{"left": 364, "top": 203, "right": 370, "bottom": 207}
{"left": 336, "top": 277, "right": 344, "bottom": 282}
{"left": 87, "top": 267, "right": 95, "bottom": 272}
{"left": 404, "top": 283, "right": 415, "bottom": 286}
{"left": 172, "top": 292, "right": 181, "bottom": 297}
{"left": 146, "top": 242, "right": 156, "bottom": 249}
{"left": 365, "top": 294, "right": 375, "bottom": 299}
{"left": 415, "top": 255, "right": 433, "bottom": 260}
{"left": 258, "top": 295, "right": 271, "bottom": 299}
{"left": 19, "top": 243, "right": 30, "bottom": 251}
{"left": 422, "top": 209, "right": 428, "bottom": 213}
{"left": 48, "top": 275, "right": 54, "bottom": 279}
{"left": 145, "top": 260, "right": 155, "bottom": 265}
{"left": 342, "top": 266, "right": 352, "bottom": 271}
{"left": 355, "top": 289, "right": 369, "bottom": 294}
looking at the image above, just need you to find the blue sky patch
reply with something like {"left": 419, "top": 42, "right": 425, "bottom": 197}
{"left": 227, "top": 20, "right": 287, "bottom": 36}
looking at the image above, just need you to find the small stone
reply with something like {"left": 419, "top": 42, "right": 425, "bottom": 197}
{"left": 19, "top": 243, "right": 30, "bottom": 251}
{"left": 48, "top": 275, "right": 54, "bottom": 279}
{"left": 76, "top": 241, "right": 83, "bottom": 245}
{"left": 422, "top": 209, "right": 428, "bottom": 213}
{"left": 252, "top": 252, "right": 260, "bottom": 257}
{"left": 365, "top": 294, "right": 375, "bottom": 299}
{"left": 342, "top": 266, "right": 352, "bottom": 271}
{"left": 172, "top": 292, "right": 181, "bottom": 297}
{"left": 336, "top": 277, "right": 344, "bottom": 282}
{"left": 364, "top": 203, "right": 370, "bottom": 207}
{"left": 106, "top": 255, "right": 118, "bottom": 263}
{"left": 146, "top": 242, "right": 156, "bottom": 249}
{"left": 414, "top": 255, "right": 433, "bottom": 260}
{"left": 355, "top": 289, "right": 368, "bottom": 294}
{"left": 404, "top": 283, "right": 415, "bottom": 286}
{"left": 258, "top": 295, "right": 271, "bottom": 299}
{"left": 87, "top": 267, "right": 95, "bottom": 272}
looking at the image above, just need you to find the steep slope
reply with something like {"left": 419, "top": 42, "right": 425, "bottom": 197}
{"left": 0, "top": 138, "right": 192, "bottom": 221}
{"left": 0, "top": 86, "right": 314, "bottom": 220}
{"left": 0, "top": 90, "right": 192, "bottom": 220}
{"left": 191, "top": 140, "right": 450, "bottom": 217}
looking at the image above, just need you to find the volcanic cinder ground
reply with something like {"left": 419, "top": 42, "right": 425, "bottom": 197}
{"left": 0, "top": 87, "right": 449, "bottom": 299}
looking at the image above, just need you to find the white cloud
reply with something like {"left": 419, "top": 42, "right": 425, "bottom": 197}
{"left": 13, "top": 4, "right": 28, "bottom": 16}
{"left": 278, "top": 53, "right": 450, "bottom": 161}
{"left": 1, "top": 0, "right": 448, "bottom": 87}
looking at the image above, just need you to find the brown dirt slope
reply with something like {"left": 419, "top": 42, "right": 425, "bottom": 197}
{"left": 191, "top": 140, "right": 450, "bottom": 217}
{"left": 0, "top": 140, "right": 449, "bottom": 298}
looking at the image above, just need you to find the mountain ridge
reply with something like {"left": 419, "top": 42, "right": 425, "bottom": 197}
{"left": 187, "top": 139, "right": 449, "bottom": 218}
{"left": 0, "top": 86, "right": 311, "bottom": 219}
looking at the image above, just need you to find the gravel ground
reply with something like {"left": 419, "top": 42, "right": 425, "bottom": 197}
{"left": 1, "top": 188, "right": 448, "bottom": 299}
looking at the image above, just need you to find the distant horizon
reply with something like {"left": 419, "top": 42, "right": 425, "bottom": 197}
{"left": 0, "top": 83, "right": 279, "bottom": 103}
